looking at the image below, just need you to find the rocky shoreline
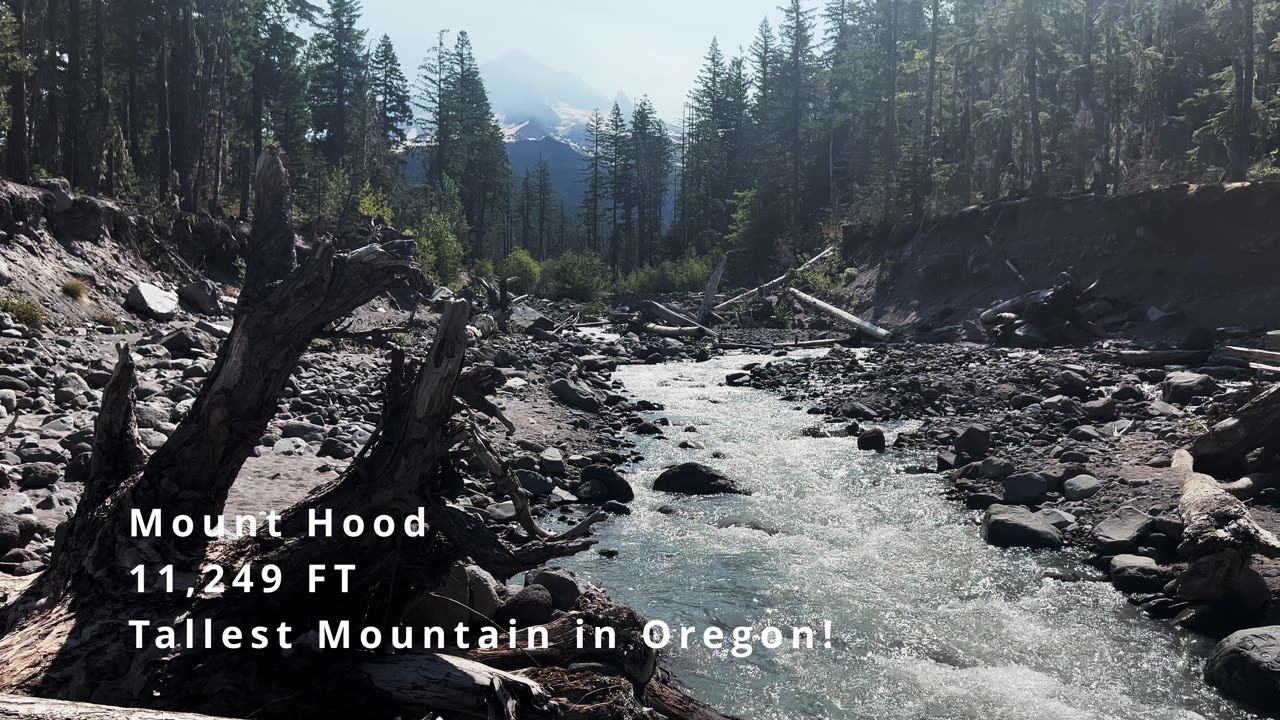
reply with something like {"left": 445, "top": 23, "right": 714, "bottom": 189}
{"left": 713, "top": 334, "right": 1280, "bottom": 712}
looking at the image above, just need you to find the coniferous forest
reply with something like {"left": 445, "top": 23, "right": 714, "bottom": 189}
{"left": 0, "top": 0, "right": 1276, "bottom": 292}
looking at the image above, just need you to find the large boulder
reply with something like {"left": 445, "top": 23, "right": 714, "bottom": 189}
{"left": 857, "top": 428, "right": 886, "bottom": 452}
{"left": 550, "top": 379, "right": 602, "bottom": 414}
{"left": 954, "top": 424, "right": 992, "bottom": 457}
{"left": 1205, "top": 626, "right": 1280, "bottom": 712}
{"left": 515, "top": 469, "right": 553, "bottom": 496}
{"left": 981, "top": 504, "right": 1063, "bottom": 549}
{"left": 399, "top": 562, "right": 501, "bottom": 627}
{"left": 1063, "top": 474, "right": 1102, "bottom": 500}
{"left": 653, "top": 463, "right": 747, "bottom": 496}
{"left": 508, "top": 305, "right": 553, "bottom": 334}
{"left": 1109, "top": 554, "right": 1176, "bottom": 593}
{"left": 524, "top": 567, "right": 584, "bottom": 611}
{"left": 1091, "top": 506, "right": 1154, "bottom": 553}
{"left": 0, "top": 512, "right": 21, "bottom": 553}
{"left": 1002, "top": 472, "right": 1047, "bottom": 504}
{"left": 177, "top": 279, "right": 223, "bottom": 316}
{"left": 1160, "top": 372, "right": 1219, "bottom": 405}
{"left": 494, "top": 583, "right": 555, "bottom": 627}
{"left": 158, "top": 326, "right": 217, "bottom": 358}
{"left": 578, "top": 464, "right": 634, "bottom": 503}
{"left": 126, "top": 283, "right": 179, "bottom": 321}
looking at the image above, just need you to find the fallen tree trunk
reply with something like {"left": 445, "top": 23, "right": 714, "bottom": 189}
{"left": 787, "top": 288, "right": 890, "bottom": 341}
{"left": 713, "top": 246, "right": 835, "bottom": 312}
{"left": 1190, "top": 383, "right": 1280, "bottom": 474}
{"left": 1170, "top": 449, "right": 1280, "bottom": 604}
{"left": 1110, "top": 349, "right": 1212, "bottom": 368}
{"left": 644, "top": 301, "right": 717, "bottom": 338}
{"left": 0, "top": 695, "right": 234, "bottom": 719}
{"left": 697, "top": 258, "right": 727, "bottom": 325}
{"left": 640, "top": 323, "right": 705, "bottom": 339}
{"left": 1222, "top": 346, "right": 1280, "bottom": 365}
{"left": 355, "top": 653, "right": 549, "bottom": 718}
{"left": 774, "top": 336, "right": 855, "bottom": 349}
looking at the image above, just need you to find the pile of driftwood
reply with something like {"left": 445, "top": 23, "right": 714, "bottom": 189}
{"left": 975, "top": 270, "right": 1104, "bottom": 348}
{"left": 630, "top": 249, "right": 891, "bottom": 347}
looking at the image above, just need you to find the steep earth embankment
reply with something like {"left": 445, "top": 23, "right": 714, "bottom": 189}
{"left": 844, "top": 182, "right": 1280, "bottom": 334}
{"left": 0, "top": 180, "right": 241, "bottom": 326}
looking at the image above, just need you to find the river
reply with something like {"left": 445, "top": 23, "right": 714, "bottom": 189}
{"left": 558, "top": 351, "right": 1255, "bottom": 720}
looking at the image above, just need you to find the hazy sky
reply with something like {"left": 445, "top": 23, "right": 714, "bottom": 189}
{"left": 358, "top": 0, "right": 786, "bottom": 118}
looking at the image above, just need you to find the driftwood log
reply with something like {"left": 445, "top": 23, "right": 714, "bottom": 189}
{"left": 643, "top": 301, "right": 718, "bottom": 339}
{"left": 1169, "top": 450, "right": 1280, "bottom": 606}
{"left": 787, "top": 288, "right": 890, "bottom": 341}
{"left": 640, "top": 322, "right": 705, "bottom": 339}
{"left": 0, "top": 151, "right": 722, "bottom": 720}
{"left": 713, "top": 246, "right": 836, "bottom": 312}
{"left": 1190, "top": 383, "right": 1280, "bottom": 474}
{"left": 697, "top": 258, "right": 727, "bottom": 325}
{"left": 0, "top": 694, "right": 235, "bottom": 719}
{"left": 1110, "top": 349, "right": 1213, "bottom": 368}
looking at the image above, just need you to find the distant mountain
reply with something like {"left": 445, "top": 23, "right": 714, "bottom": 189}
{"left": 405, "top": 53, "right": 652, "bottom": 217}
{"left": 481, "top": 51, "right": 615, "bottom": 147}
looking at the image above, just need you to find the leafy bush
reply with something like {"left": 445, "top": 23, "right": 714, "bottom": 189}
{"left": 413, "top": 210, "right": 466, "bottom": 287}
{"left": 0, "top": 296, "right": 47, "bottom": 327}
{"left": 616, "top": 255, "right": 714, "bottom": 294}
{"left": 470, "top": 258, "right": 495, "bottom": 279}
{"left": 539, "top": 252, "right": 610, "bottom": 302}
{"left": 498, "top": 247, "right": 541, "bottom": 292}
{"left": 92, "top": 311, "right": 132, "bottom": 334}
{"left": 358, "top": 186, "right": 393, "bottom": 225}
{"left": 317, "top": 165, "right": 355, "bottom": 222}
{"left": 61, "top": 279, "right": 90, "bottom": 300}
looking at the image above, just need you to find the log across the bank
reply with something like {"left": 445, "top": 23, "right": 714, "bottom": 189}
{"left": 0, "top": 694, "right": 234, "bottom": 719}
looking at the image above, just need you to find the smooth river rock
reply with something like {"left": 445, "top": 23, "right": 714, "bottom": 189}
{"left": 1205, "top": 625, "right": 1280, "bottom": 711}
{"left": 981, "top": 504, "right": 1064, "bottom": 549}
{"left": 653, "top": 462, "right": 747, "bottom": 496}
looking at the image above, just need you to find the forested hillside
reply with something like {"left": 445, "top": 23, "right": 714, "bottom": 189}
{"left": 0, "top": 0, "right": 1275, "bottom": 291}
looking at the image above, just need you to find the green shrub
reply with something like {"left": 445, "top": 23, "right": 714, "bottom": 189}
{"left": 358, "top": 186, "right": 393, "bottom": 225}
{"left": 616, "top": 255, "right": 714, "bottom": 294}
{"left": 471, "top": 258, "right": 495, "bottom": 279}
{"left": 61, "top": 279, "right": 90, "bottom": 300}
{"left": 499, "top": 247, "right": 541, "bottom": 292}
{"left": 0, "top": 296, "right": 47, "bottom": 327}
{"left": 413, "top": 210, "right": 466, "bottom": 287}
{"left": 539, "top": 252, "right": 610, "bottom": 302}
{"left": 91, "top": 310, "right": 133, "bottom": 334}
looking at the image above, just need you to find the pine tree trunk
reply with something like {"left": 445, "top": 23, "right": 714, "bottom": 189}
{"left": 125, "top": 0, "right": 142, "bottom": 173}
{"left": 883, "top": 0, "right": 898, "bottom": 217}
{"left": 1227, "top": 0, "right": 1254, "bottom": 182}
{"left": 916, "top": 0, "right": 939, "bottom": 212}
{"left": 1025, "top": 0, "right": 1045, "bottom": 194}
{"left": 64, "top": 0, "right": 82, "bottom": 187}
{"left": 5, "top": 0, "right": 30, "bottom": 183}
{"left": 156, "top": 45, "right": 172, "bottom": 198}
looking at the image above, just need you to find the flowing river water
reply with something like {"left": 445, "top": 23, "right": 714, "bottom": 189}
{"left": 558, "top": 351, "right": 1256, "bottom": 720}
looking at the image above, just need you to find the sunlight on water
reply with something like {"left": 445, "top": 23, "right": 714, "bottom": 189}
{"left": 558, "top": 352, "right": 1255, "bottom": 720}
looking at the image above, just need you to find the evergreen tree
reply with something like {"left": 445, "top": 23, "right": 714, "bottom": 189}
{"left": 369, "top": 34, "right": 411, "bottom": 145}
{"left": 306, "top": 0, "right": 367, "bottom": 166}
{"left": 579, "top": 108, "right": 607, "bottom": 253}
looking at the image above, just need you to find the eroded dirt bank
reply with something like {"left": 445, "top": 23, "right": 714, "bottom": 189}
{"left": 843, "top": 181, "right": 1280, "bottom": 335}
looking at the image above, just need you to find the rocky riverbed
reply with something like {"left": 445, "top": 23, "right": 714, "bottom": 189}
{"left": 4, "top": 289, "right": 1280, "bottom": 716}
